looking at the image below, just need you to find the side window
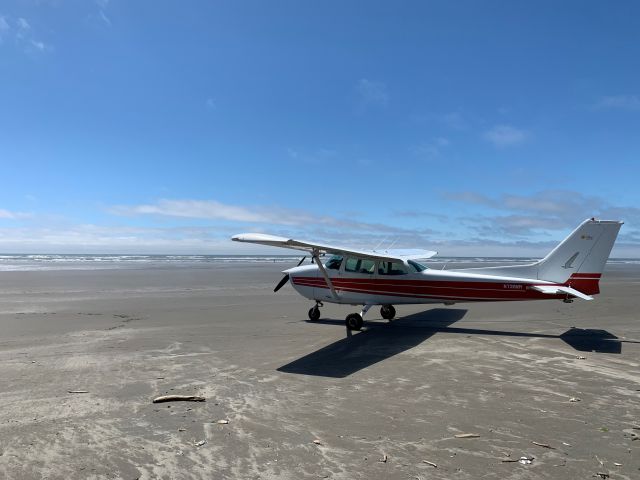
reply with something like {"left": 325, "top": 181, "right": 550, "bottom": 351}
{"left": 359, "top": 259, "right": 376, "bottom": 274}
{"left": 378, "top": 260, "right": 408, "bottom": 275}
{"left": 344, "top": 257, "right": 375, "bottom": 274}
{"left": 325, "top": 255, "right": 343, "bottom": 270}
{"left": 344, "top": 257, "right": 360, "bottom": 273}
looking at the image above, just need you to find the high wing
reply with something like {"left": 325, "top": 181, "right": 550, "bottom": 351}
{"left": 231, "top": 233, "right": 437, "bottom": 262}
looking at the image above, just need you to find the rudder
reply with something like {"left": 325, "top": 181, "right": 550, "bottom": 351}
{"left": 537, "top": 218, "right": 623, "bottom": 294}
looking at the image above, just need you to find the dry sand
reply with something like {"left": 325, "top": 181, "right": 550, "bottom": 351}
{"left": 0, "top": 262, "right": 638, "bottom": 479}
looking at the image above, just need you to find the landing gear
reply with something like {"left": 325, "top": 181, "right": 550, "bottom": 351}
{"left": 345, "top": 313, "right": 363, "bottom": 331}
{"left": 345, "top": 304, "right": 371, "bottom": 331}
{"left": 308, "top": 301, "right": 322, "bottom": 321}
{"left": 380, "top": 304, "right": 396, "bottom": 321}
{"left": 308, "top": 306, "right": 321, "bottom": 321}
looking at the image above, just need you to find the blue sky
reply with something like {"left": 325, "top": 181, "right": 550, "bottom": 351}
{"left": 0, "top": 1, "right": 639, "bottom": 256}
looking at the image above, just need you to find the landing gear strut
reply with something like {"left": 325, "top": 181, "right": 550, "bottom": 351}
{"left": 380, "top": 304, "right": 396, "bottom": 321}
{"left": 308, "top": 301, "right": 322, "bottom": 321}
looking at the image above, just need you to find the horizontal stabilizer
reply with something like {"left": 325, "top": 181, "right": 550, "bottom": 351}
{"left": 531, "top": 285, "right": 593, "bottom": 301}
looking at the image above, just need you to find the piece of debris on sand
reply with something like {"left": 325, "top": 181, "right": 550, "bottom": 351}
{"left": 195, "top": 440, "right": 206, "bottom": 447}
{"left": 216, "top": 419, "right": 229, "bottom": 424}
{"left": 531, "top": 441, "right": 556, "bottom": 449}
{"left": 455, "top": 433, "right": 481, "bottom": 438}
{"left": 152, "top": 395, "right": 206, "bottom": 403}
{"left": 312, "top": 439, "right": 322, "bottom": 445}
{"left": 422, "top": 460, "right": 437, "bottom": 468}
{"left": 378, "top": 454, "right": 388, "bottom": 463}
{"left": 569, "top": 397, "right": 581, "bottom": 403}
{"left": 68, "top": 390, "right": 89, "bottom": 394}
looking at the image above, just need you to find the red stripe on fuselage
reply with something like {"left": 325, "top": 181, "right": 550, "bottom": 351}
{"left": 291, "top": 273, "right": 602, "bottom": 300}
{"left": 570, "top": 273, "right": 601, "bottom": 278}
{"left": 291, "top": 276, "right": 552, "bottom": 301}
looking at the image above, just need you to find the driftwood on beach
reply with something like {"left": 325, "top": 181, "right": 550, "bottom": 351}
{"left": 152, "top": 395, "right": 206, "bottom": 403}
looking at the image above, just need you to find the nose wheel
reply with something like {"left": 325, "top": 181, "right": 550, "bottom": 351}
{"left": 345, "top": 304, "right": 371, "bottom": 331}
{"left": 380, "top": 304, "right": 396, "bottom": 321}
{"left": 345, "top": 313, "right": 363, "bottom": 331}
{"left": 308, "top": 301, "right": 322, "bottom": 321}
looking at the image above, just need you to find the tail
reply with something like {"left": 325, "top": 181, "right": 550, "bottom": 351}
{"left": 537, "top": 218, "right": 623, "bottom": 294}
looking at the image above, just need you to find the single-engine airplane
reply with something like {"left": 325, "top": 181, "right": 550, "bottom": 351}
{"left": 232, "top": 218, "right": 623, "bottom": 331}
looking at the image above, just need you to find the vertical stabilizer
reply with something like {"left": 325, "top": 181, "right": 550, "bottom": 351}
{"left": 537, "top": 218, "right": 623, "bottom": 293}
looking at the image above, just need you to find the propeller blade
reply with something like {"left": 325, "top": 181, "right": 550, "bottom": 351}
{"left": 296, "top": 256, "right": 306, "bottom": 267}
{"left": 274, "top": 274, "right": 290, "bottom": 292}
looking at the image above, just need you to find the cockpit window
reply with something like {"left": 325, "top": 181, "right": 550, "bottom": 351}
{"left": 325, "top": 255, "right": 343, "bottom": 270}
{"left": 378, "top": 261, "right": 408, "bottom": 275}
{"left": 345, "top": 257, "right": 375, "bottom": 274}
{"left": 408, "top": 260, "right": 428, "bottom": 272}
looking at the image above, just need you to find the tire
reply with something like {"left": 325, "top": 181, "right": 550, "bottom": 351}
{"left": 380, "top": 305, "right": 396, "bottom": 320}
{"left": 308, "top": 307, "right": 320, "bottom": 321}
{"left": 345, "top": 313, "right": 363, "bottom": 331}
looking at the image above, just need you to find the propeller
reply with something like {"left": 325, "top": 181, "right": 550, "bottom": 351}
{"left": 273, "top": 256, "right": 307, "bottom": 292}
{"left": 274, "top": 274, "right": 289, "bottom": 292}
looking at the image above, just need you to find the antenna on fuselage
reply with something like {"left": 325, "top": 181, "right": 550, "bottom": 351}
{"left": 374, "top": 236, "right": 388, "bottom": 251}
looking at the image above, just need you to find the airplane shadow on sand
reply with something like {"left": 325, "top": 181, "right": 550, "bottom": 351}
{"left": 277, "top": 308, "right": 634, "bottom": 378}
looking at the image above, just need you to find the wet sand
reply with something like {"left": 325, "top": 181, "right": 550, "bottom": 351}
{"left": 0, "top": 262, "right": 639, "bottom": 479}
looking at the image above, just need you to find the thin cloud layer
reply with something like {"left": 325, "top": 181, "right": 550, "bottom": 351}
{"left": 483, "top": 125, "right": 528, "bottom": 147}
{"left": 109, "top": 199, "right": 410, "bottom": 234}
{"left": 447, "top": 190, "right": 639, "bottom": 238}
{"left": 356, "top": 78, "right": 389, "bottom": 108}
{"left": 0, "top": 208, "right": 31, "bottom": 219}
{"left": 596, "top": 95, "right": 640, "bottom": 111}
{"left": 0, "top": 14, "right": 50, "bottom": 52}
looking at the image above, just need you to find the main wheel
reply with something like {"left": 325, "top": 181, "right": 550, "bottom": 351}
{"left": 308, "top": 306, "right": 321, "bottom": 321}
{"left": 380, "top": 304, "right": 396, "bottom": 320}
{"left": 345, "top": 313, "right": 363, "bottom": 331}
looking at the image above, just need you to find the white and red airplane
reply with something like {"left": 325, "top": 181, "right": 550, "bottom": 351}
{"left": 232, "top": 218, "right": 622, "bottom": 331}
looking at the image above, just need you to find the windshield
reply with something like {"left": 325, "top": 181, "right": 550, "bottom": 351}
{"left": 407, "top": 260, "right": 428, "bottom": 272}
{"left": 325, "top": 255, "right": 343, "bottom": 270}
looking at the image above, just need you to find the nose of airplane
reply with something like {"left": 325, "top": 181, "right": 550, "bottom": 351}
{"left": 283, "top": 264, "right": 316, "bottom": 276}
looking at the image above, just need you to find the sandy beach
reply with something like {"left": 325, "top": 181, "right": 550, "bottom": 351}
{"left": 0, "top": 261, "right": 638, "bottom": 479}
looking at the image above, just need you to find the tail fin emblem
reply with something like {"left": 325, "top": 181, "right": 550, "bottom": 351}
{"left": 563, "top": 252, "right": 579, "bottom": 269}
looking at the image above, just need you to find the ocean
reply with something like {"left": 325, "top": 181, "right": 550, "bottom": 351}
{"left": 0, "top": 254, "right": 637, "bottom": 272}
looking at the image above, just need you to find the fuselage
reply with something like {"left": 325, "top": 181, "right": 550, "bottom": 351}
{"left": 286, "top": 263, "right": 600, "bottom": 306}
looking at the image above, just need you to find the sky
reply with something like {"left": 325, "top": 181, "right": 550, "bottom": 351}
{"left": 0, "top": 0, "right": 639, "bottom": 256}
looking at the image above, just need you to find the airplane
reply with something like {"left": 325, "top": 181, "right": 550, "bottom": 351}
{"left": 232, "top": 218, "right": 623, "bottom": 331}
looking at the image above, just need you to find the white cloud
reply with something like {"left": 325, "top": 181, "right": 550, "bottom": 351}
{"left": 17, "top": 17, "right": 29, "bottom": 29}
{"left": 412, "top": 137, "right": 450, "bottom": 159}
{"left": 483, "top": 125, "right": 528, "bottom": 147}
{"left": 0, "top": 208, "right": 31, "bottom": 219}
{"left": 356, "top": 78, "right": 388, "bottom": 107}
{"left": 596, "top": 95, "right": 640, "bottom": 111}
{"left": 442, "top": 111, "right": 467, "bottom": 130}
{"left": 0, "top": 224, "right": 240, "bottom": 254}
{"left": 30, "top": 40, "right": 47, "bottom": 51}
{"left": 446, "top": 190, "right": 604, "bottom": 220}
{"left": 285, "top": 147, "right": 336, "bottom": 165}
{"left": 445, "top": 189, "right": 640, "bottom": 240}
{"left": 108, "top": 198, "right": 407, "bottom": 234}
{"left": 99, "top": 10, "right": 112, "bottom": 27}
{"left": 0, "top": 16, "right": 10, "bottom": 43}
{"left": 0, "top": 15, "right": 51, "bottom": 53}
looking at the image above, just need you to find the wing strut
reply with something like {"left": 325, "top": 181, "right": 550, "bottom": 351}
{"left": 312, "top": 249, "right": 339, "bottom": 300}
